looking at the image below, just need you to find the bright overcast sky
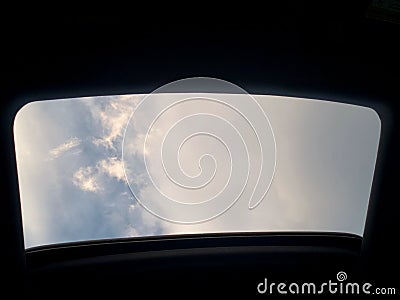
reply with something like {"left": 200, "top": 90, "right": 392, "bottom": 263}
{"left": 14, "top": 93, "right": 380, "bottom": 248}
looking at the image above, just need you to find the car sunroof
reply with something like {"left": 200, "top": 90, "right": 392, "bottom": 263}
{"left": 14, "top": 79, "right": 381, "bottom": 249}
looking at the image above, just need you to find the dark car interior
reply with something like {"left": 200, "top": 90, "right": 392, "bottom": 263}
{"left": 1, "top": 3, "right": 399, "bottom": 297}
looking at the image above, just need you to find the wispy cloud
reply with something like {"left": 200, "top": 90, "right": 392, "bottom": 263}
{"left": 49, "top": 137, "right": 81, "bottom": 159}
{"left": 72, "top": 157, "right": 126, "bottom": 194}
{"left": 72, "top": 166, "right": 102, "bottom": 193}
{"left": 89, "top": 96, "right": 140, "bottom": 150}
{"left": 70, "top": 97, "right": 139, "bottom": 193}
{"left": 97, "top": 157, "right": 126, "bottom": 182}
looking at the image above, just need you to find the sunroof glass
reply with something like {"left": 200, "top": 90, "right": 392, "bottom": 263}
{"left": 14, "top": 79, "right": 381, "bottom": 249}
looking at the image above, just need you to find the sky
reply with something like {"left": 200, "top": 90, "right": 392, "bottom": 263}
{"left": 14, "top": 93, "right": 381, "bottom": 248}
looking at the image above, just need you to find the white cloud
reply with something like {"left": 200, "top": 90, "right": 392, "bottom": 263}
{"left": 72, "top": 166, "right": 102, "bottom": 193}
{"left": 70, "top": 96, "right": 142, "bottom": 194}
{"left": 49, "top": 137, "right": 81, "bottom": 159}
{"left": 97, "top": 157, "right": 126, "bottom": 182}
{"left": 88, "top": 96, "right": 141, "bottom": 150}
{"left": 72, "top": 157, "right": 126, "bottom": 194}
